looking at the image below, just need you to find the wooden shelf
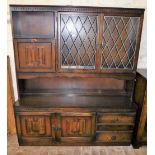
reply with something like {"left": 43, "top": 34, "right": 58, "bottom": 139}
{"left": 19, "top": 89, "right": 128, "bottom": 96}
{"left": 17, "top": 72, "right": 136, "bottom": 80}
{"left": 15, "top": 94, "right": 137, "bottom": 110}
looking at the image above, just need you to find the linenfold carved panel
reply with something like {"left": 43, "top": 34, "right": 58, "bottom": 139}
{"left": 23, "top": 44, "right": 46, "bottom": 66}
{"left": 101, "top": 16, "right": 140, "bottom": 70}
{"left": 15, "top": 41, "right": 55, "bottom": 72}
{"left": 62, "top": 117, "right": 92, "bottom": 137}
{"left": 21, "top": 115, "right": 52, "bottom": 137}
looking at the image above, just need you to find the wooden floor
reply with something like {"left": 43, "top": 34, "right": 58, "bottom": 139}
{"left": 7, "top": 135, "right": 147, "bottom": 155}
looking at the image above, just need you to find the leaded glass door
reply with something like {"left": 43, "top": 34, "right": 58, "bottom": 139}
{"left": 58, "top": 12, "right": 99, "bottom": 72}
{"left": 100, "top": 16, "right": 140, "bottom": 72}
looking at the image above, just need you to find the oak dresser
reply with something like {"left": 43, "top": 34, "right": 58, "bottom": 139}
{"left": 10, "top": 5, "right": 145, "bottom": 146}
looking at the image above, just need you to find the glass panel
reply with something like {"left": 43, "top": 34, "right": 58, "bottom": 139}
{"left": 60, "top": 14, "right": 97, "bottom": 69}
{"left": 101, "top": 16, "right": 140, "bottom": 70}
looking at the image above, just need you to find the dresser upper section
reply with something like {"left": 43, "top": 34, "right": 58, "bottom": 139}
{"left": 10, "top": 5, "right": 145, "bottom": 78}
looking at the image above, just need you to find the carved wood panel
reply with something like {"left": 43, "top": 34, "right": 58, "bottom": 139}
{"left": 61, "top": 116, "right": 93, "bottom": 137}
{"left": 14, "top": 39, "right": 55, "bottom": 72}
{"left": 20, "top": 115, "right": 52, "bottom": 137}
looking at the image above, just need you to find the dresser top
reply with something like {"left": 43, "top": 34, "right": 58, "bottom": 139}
{"left": 10, "top": 5, "right": 145, "bottom": 14}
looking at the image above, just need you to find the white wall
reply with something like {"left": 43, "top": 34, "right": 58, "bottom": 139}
{"left": 7, "top": 0, "right": 147, "bottom": 101}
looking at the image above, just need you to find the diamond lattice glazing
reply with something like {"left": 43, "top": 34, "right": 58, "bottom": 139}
{"left": 101, "top": 16, "right": 140, "bottom": 69}
{"left": 60, "top": 14, "right": 97, "bottom": 69}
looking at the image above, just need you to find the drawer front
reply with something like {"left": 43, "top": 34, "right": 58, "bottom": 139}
{"left": 97, "top": 113, "right": 135, "bottom": 124}
{"left": 20, "top": 115, "right": 52, "bottom": 137}
{"left": 14, "top": 39, "right": 55, "bottom": 72}
{"left": 96, "top": 132, "right": 132, "bottom": 142}
{"left": 97, "top": 125, "right": 134, "bottom": 131}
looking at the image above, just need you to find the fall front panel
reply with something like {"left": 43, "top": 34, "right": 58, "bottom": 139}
{"left": 14, "top": 39, "right": 55, "bottom": 72}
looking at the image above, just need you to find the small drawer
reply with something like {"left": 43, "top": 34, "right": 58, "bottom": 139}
{"left": 97, "top": 113, "right": 135, "bottom": 125}
{"left": 96, "top": 131, "right": 132, "bottom": 142}
{"left": 97, "top": 125, "right": 134, "bottom": 131}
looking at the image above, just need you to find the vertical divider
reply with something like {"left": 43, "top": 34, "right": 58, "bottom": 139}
{"left": 51, "top": 113, "right": 55, "bottom": 142}
{"left": 92, "top": 112, "right": 97, "bottom": 141}
{"left": 55, "top": 113, "right": 61, "bottom": 142}
{"left": 51, "top": 113, "right": 61, "bottom": 143}
{"left": 96, "top": 14, "right": 104, "bottom": 72}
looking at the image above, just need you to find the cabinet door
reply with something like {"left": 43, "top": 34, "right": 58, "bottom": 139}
{"left": 58, "top": 12, "right": 99, "bottom": 72}
{"left": 14, "top": 39, "right": 55, "bottom": 72}
{"left": 15, "top": 113, "right": 55, "bottom": 145}
{"left": 18, "top": 114, "right": 52, "bottom": 137}
{"left": 59, "top": 112, "right": 96, "bottom": 143}
{"left": 100, "top": 15, "right": 140, "bottom": 72}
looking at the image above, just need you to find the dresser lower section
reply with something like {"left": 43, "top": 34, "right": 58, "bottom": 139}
{"left": 14, "top": 105, "right": 136, "bottom": 146}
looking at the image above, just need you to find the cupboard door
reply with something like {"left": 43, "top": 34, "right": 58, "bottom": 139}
{"left": 100, "top": 16, "right": 140, "bottom": 72}
{"left": 60, "top": 112, "right": 96, "bottom": 143}
{"left": 14, "top": 39, "right": 55, "bottom": 72}
{"left": 58, "top": 12, "right": 99, "bottom": 72}
{"left": 18, "top": 114, "right": 52, "bottom": 137}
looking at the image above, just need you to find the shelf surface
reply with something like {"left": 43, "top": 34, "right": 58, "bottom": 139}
{"left": 16, "top": 94, "right": 136, "bottom": 111}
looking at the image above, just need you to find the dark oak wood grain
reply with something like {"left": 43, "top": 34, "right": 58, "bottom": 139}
{"left": 10, "top": 5, "right": 145, "bottom": 146}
